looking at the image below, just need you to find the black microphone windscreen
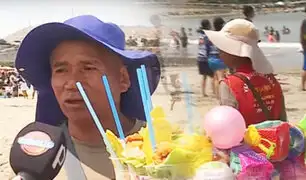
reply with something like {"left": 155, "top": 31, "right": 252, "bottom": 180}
{"left": 10, "top": 122, "right": 67, "bottom": 180}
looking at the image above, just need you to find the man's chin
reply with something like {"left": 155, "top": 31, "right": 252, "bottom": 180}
{"left": 64, "top": 111, "right": 94, "bottom": 124}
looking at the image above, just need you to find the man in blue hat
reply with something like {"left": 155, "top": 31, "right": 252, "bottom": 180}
{"left": 16, "top": 15, "right": 160, "bottom": 179}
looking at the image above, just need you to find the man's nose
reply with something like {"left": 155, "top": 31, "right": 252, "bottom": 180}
{"left": 64, "top": 72, "right": 84, "bottom": 91}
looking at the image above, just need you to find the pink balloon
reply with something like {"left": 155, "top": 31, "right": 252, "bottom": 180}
{"left": 203, "top": 106, "right": 246, "bottom": 149}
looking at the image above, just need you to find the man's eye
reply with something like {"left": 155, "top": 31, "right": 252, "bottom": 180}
{"left": 54, "top": 68, "right": 66, "bottom": 73}
{"left": 84, "top": 66, "right": 96, "bottom": 71}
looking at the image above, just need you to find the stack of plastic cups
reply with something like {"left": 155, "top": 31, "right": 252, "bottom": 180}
{"left": 76, "top": 82, "right": 129, "bottom": 179}
{"left": 102, "top": 75, "right": 143, "bottom": 179}
{"left": 102, "top": 65, "right": 157, "bottom": 179}
{"left": 136, "top": 65, "right": 157, "bottom": 179}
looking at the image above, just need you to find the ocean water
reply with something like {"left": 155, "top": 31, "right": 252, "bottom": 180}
{"left": 254, "top": 12, "right": 305, "bottom": 42}
{"left": 162, "top": 12, "right": 305, "bottom": 42}
{"left": 159, "top": 12, "right": 305, "bottom": 71}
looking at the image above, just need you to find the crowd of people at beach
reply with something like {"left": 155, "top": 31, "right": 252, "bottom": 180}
{"left": 125, "top": 4, "right": 295, "bottom": 54}
{"left": 125, "top": 26, "right": 190, "bottom": 50}
{"left": 0, "top": 68, "right": 36, "bottom": 99}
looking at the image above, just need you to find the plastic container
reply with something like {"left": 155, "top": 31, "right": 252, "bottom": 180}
{"left": 109, "top": 157, "right": 139, "bottom": 179}
{"left": 230, "top": 144, "right": 274, "bottom": 180}
{"left": 193, "top": 162, "right": 235, "bottom": 180}
{"left": 273, "top": 155, "right": 306, "bottom": 180}
{"left": 110, "top": 157, "right": 196, "bottom": 179}
{"left": 145, "top": 163, "right": 195, "bottom": 180}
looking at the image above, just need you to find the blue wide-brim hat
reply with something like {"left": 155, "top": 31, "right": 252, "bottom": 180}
{"left": 16, "top": 15, "right": 161, "bottom": 126}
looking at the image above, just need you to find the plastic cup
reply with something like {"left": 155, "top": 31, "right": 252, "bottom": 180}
{"left": 110, "top": 158, "right": 195, "bottom": 179}
{"left": 113, "top": 168, "right": 133, "bottom": 180}
{"left": 145, "top": 163, "right": 196, "bottom": 180}
{"left": 109, "top": 157, "right": 154, "bottom": 179}
{"left": 109, "top": 157, "right": 133, "bottom": 179}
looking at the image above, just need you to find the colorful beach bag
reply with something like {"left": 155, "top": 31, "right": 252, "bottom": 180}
{"left": 230, "top": 144, "right": 274, "bottom": 180}
{"left": 287, "top": 125, "right": 305, "bottom": 159}
{"left": 271, "top": 169, "right": 280, "bottom": 180}
{"left": 273, "top": 154, "right": 306, "bottom": 180}
{"left": 208, "top": 57, "right": 227, "bottom": 71}
{"left": 245, "top": 120, "right": 290, "bottom": 161}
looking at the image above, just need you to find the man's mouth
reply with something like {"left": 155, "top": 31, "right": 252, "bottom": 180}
{"left": 64, "top": 99, "right": 84, "bottom": 105}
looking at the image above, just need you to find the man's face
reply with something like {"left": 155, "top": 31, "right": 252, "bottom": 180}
{"left": 50, "top": 40, "right": 130, "bottom": 129}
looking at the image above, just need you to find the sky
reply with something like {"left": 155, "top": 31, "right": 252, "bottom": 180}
{"left": 0, "top": 0, "right": 159, "bottom": 38}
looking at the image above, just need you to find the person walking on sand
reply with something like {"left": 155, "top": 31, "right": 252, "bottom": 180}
{"left": 243, "top": 5, "right": 255, "bottom": 22}
{"left": 19, "top": 80, "right": 29, "bottom": 98}
{"left": 180, "top": 27, "right": 188, "bottom": 48}
{"left": 18, "top": 75, "right": 29, "bottom": 98}
{"left": 150, "top": 14, "right": 169, "bottom": 93}
{"left": 197, "top": 19, "right": 214, "bottom": 97}
{"left": 203, "top": 19, "right": 287, "bottom": 126}
{"left": 300, "top": 18, "right": 306, "bottom": 91}
{"left": 15, "top": 15, "right": 160, "bottom": 179}
{"left": 208, "top": 17, "right": 228, "bottom": 98}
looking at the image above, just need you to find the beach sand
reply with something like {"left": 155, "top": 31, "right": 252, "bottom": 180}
{"left": 1, "top": 67, "right": 306, "bottom": 179}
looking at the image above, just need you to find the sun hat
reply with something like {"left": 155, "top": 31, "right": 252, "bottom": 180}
{"left": 203, "top": 19, "right": 273, "bottom": 74}
{"left": 15, "top": 15, "right": 161, "bottom": 125}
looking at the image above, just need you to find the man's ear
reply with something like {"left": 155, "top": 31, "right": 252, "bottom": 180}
{"left": 119, "top": 66, "right": 130, "bottom": 93}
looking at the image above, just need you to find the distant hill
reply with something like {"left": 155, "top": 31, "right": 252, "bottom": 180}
{"left": 0, "top": 27, "right": 34, "bottom": 63}
{"left": 0, "top": 24, "right": 159, "bottom": 63}
{"left": 4, "top": 26, "right": 35, "bottom": 43}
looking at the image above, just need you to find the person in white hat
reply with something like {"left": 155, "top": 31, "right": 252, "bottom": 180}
{"left": 204, "top": 19, "right": 287, "bottom": 126}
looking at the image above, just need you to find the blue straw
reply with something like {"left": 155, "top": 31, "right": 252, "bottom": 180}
{"left": 140, "top": 65, "right": 153, "bottom": 111}
{"left": 75, "top": 82, "right": 120, "bottom": 160}
{"left": 137, "top": 68, "right": 156, "bottom": 150}
{"left": 181, "top": 73, "right": 193, "bottom": 134}
{"left": 102, "top": 76, "right": 125, "bottom": 141}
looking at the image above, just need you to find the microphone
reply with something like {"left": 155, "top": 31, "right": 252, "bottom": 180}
{"left": 10, "top": 122, "right": 67, "bottom": 180}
